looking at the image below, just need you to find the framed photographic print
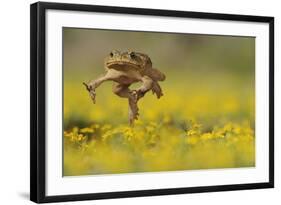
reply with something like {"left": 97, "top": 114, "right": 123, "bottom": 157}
{"left": 30, "top": 1, "right": 274, "bottom": 203}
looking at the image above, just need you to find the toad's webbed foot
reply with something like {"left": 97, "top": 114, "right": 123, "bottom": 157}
{"left": 151, "top": 81, "right": 163, "bottom": 99}
{"left": 132, "top": 80, "right": 163, "bottom": 101}
{"left": 83, "top": 82, "right": 96, "bottom": 104}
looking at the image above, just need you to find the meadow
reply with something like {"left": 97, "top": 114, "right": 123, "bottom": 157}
{"left": 63, "top": 28, "right": 255, "bottom": 176}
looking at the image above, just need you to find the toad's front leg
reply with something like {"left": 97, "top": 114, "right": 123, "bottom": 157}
{"left": 83, "top": 74, "right": 111, "bottom": 104}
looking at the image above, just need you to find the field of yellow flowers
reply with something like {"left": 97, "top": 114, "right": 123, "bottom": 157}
{"left": 63, "top": 72, "right": 255, "bottom": 176}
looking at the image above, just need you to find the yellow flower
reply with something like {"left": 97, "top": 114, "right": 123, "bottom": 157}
{"left": 201, "top": 133, "right": 213, "bottom": 140}
{"left": 186, "top": 136, "right": 199, "bottom": 145}
{"left": 80, "top": 127, "right": 94, "bottom": 133}
{"left": 101, "top": 124, "right": 112, "bottom": 131}
{"left": 187, "top": 129, "right": 197, "bottom": 136}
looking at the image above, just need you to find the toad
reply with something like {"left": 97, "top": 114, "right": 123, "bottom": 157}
{"left": 83, "top": 50, "right": 166, "bottom": 124}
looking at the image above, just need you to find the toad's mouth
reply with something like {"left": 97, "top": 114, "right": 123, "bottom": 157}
{"left": 106, "top": 61, "right": 140, "bottom": 70}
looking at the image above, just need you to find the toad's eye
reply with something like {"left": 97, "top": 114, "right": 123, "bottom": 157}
{"left": 130, "top": 52, "right": 136, "bottom": 59}
{"left": 110, "top": 52, "right": 114, "bottom": 57}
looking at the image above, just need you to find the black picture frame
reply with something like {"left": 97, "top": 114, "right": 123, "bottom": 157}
{"left": 30, "top": 1, "right": 274, "bottom": 203}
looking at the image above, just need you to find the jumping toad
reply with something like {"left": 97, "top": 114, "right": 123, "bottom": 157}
{"left": 83, "top": 50, "right": 166, "bottom": 124}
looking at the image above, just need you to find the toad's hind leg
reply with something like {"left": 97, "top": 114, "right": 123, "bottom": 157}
{"left": 112, "top": 83, "right": 139, "bottom": 124}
